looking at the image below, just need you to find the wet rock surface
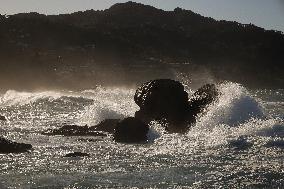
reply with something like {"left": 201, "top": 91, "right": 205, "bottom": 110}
{"left": 0, "top": 115, "right": 7, "bottom": 121}
{"left": 187, "top": 83, "right": 219, "bottom": 121}
{"left": 42, "top": 125, "right": 107, "bottom": 137}
{"left": 90, "top": 119, "right": 120, "bottom": 134}
{"left": 0, "top": 137, "right": 32, "bottom": 153}
{"left": 64, "top": 152, "right": 90, "bottom": 157}
{"left": 134, "top": 79, "right": 189, "bottom": 124}
{"left": 134, "top": 79, "right": 219, "bottom": 133}
{"left": 113, "top": 117, "right": 149, "bottom": 143}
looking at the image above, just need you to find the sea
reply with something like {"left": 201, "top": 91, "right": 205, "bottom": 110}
{"left": 0, "top": 81, "right": 283, "bottom": 189}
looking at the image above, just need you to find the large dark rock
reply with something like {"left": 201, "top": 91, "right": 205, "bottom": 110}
{"left": 134, "top": 79, "right": 219, "bottom": 133}
{"left": 90, "top": 119, "right": 120, "bottom": 134}
{"left": 0, "top": 137, "right": 32, "bottom": 153}
{"left": 134, "top": 79, "right": 189, "bottom": 124}
{"left": 42, "top": 125, "right": 107, "bottom": 137}
{"left": 0, "top": 115, "right": 7, "bottom": 121}
{"left": 114, "top": 117, "right": 149, "bottom": 143}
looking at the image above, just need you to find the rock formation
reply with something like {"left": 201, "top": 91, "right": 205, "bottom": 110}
{"left": 0, "top": 137, "right": 32, "bottom": 153}
{"left": 113, "top": 117, "right": 149, "bottom": 143}
{"left": 134, "top": 79, "right": 219, "bottom": 132}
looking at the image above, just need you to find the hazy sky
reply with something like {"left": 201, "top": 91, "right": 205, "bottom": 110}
{"left": 1, "top": 0, "right": 284, "bottom": 32}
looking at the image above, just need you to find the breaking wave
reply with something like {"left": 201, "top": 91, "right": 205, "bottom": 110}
{"left": 0, "top": 82, "right": 283, "bottom": 147}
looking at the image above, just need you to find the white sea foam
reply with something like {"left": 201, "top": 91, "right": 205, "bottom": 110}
{"left": 188, "top": 82, "right": 282, "bottom": 147}
{"left": 0, "top": 90, "right": 91, "bottom": 106}
{"left": 149, "top": 82, "right": 283, "bottom": 155}
{"left": 76, "top": 87, "right": 139, "bottom": 125}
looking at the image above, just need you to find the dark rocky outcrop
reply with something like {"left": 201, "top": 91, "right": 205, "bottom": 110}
{"left": 0, "top": 115, "right": 7, "bottom": 121}
{"left": 42, "top": 119, "right": 120, "bottom": 137}
{"left": 64, "top": 152, "right": 90, "bottom": 157}
{"left": 113, "top": 117, "right": 149, "bottom": 143}
{"left": 42, "top": 125, "right": 107, "bottom": 137}
{"left": 134, "top": 79, "right": 219, "bottom": 133}
{"left": 0, "top": 137, "right": 32, "bottom": 153}
{"left": 134, "top": 79, "right": 189, "bottom": 124}
{"left": 90, "top": 119, "right": 120, "bottom": 134}
{"left": 42, "top": 118, "right": 149, "bottom": 143}
{"left": 188, "top": 83, "right": 219, "bottom": 120}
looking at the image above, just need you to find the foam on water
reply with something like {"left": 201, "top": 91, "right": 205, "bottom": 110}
{"left": 188, "top": 82, "right": 267, "bottom": 147}
{"left": 0, "top": 90, "right": 93, "bottom": 107}
{"left": 77, "top": 86, "right": 138, "bottom": 125}
{"left": 195, "top": 82, "right": 264, "bottom": 128}
{"left": 143, "top": 82, "right": 283, "bottom": 156}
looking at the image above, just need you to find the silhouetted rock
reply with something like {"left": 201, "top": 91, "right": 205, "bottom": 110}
{"left": 42, "top": 119, "right": 122, "bottom": 137}
{"left": 90, "top": 119, "right": 121, "bottom": 134}
{"left": 188, "top": 83, "right": 219, "bottom": 119}
{"left": 114, "top": 117, "right": 149, "bottom": 143}
{"left": 134, "top": 79, "right": 189, "bottom": 124}
{"left": 64, "top": 152, "right": 90, "bottom": 157}
{"left": 134, "top": 80, "right": 219, "bottom": 133}
{"left": 42, "top": 125, "right": 107, "bottom": 137}
{"left": 0, "top": 137, "right": 32, "bottom": 153}
{"left": 0, "top": 115, "right": 7, "bottom": 121}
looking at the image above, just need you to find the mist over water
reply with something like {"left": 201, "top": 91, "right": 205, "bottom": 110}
{"left": 0, "top": 78, "right": 283, "bottom": 188}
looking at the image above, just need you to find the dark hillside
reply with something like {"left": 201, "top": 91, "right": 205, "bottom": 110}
{"left": 0, "top": 1, "right": 283, "bottom": 90}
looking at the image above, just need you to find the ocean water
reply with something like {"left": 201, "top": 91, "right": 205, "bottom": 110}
{"left": 0, "top": 82, "right": 283, "bottom": 189}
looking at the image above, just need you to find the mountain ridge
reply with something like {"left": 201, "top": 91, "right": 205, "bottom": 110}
{"left": 0, "top": 1, "right": 283, "bottom": 90}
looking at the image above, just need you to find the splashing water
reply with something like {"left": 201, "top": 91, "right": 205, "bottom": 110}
{"left": 0, "top": 82, "right": 283, "bottom": 188}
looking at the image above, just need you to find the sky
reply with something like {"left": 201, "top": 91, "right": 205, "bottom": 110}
{"left": 0, "top": 0, "right": 284, "bottom": 32}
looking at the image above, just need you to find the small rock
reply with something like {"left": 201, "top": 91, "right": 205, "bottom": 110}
{"left": 42, "top": 125, "right": 107, "bottom": 137}
{"left": 188, "top": 83, "right": 219, "bottom": 117}
{"left": 64, "top": 152, "right": 90, "bottom": 157}
{"left": 0, "top": 115, "right": 7, "bottom": 121}
{"left": 0, "top": 137, "right": 32, "bottom": 153}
